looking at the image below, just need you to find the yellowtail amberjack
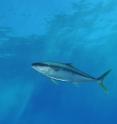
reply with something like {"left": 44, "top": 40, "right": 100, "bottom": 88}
{"left": 32, "top": 62, "right": 111, "bottom": 93}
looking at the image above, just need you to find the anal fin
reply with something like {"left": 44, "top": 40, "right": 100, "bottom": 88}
{"left": 51, "top": 79, "right": 59, "bottom": 85}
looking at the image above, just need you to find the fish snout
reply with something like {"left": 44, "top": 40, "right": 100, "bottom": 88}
{"left": 32, "top": 63, "right": 45, "bottom": 71}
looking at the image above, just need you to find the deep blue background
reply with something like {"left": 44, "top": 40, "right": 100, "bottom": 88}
{"left": 0, "top": 0, "right": 117, "bottom": 124}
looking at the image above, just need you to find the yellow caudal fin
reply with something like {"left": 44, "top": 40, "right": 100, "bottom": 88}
{"left": 99, "top": 82, "right": 108, "bottom": 94}
{"left": 97, "top": 69, "right": 112, "bottom": 93}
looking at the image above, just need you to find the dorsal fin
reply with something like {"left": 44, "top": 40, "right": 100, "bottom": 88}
{"left": 65, "top": 63, "right": 72, "bottom": 66}
{"left": 65, "top": 63, "right": 77, "bottom": 69}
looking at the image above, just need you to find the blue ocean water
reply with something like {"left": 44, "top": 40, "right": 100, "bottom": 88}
{"left": 0, "top": 0, "right": 117, "bottom": 124}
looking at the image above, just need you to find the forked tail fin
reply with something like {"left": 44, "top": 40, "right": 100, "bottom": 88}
{"left": 97, "top": 69, "right": 112, "bottom": 93}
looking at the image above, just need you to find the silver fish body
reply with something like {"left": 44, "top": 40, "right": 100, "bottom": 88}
{"left": 32, "top": 62, "right": 96, "bottom": 83}
{"left": 32, "top": 62, "right": 111, "bottom": 93}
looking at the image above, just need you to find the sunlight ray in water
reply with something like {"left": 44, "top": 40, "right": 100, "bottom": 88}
{"left": 0, "top": 0, "right": 116, "bottom": 123}
{"left": 14, "top": 82, "right": 34, "bottom": 124}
